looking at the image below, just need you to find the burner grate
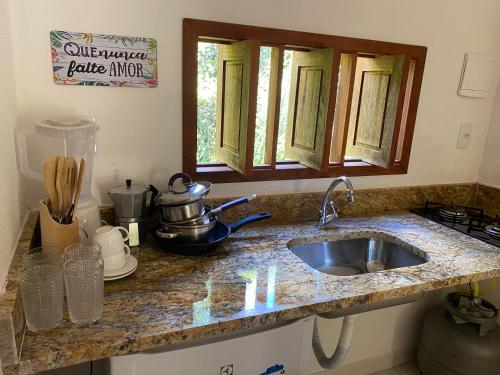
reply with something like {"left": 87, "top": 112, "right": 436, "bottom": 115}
{"left": 438, "top": 207, "right": 470, "bottom": 222}
{"left": 484, "top": 216, "right": 500, "bottom": 239}
{"left": 423, "top": 202, "right": 484, "bottom": 224}
{"left": 412, "top": 202, "right": 499, "bottom": 247}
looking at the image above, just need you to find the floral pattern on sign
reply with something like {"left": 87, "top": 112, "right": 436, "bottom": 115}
{"left": 50, "top": 30, "right": 158, "bottom": 88}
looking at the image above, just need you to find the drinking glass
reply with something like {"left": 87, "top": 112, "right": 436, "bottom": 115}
{"left": 63, "top": 256, "right": 104, "bottom": 324}
{"left": 20, "top": 248, "right": 64, "bottom": 332}
{"left": 64, "top": 242, "right": 102, "bottom": 260}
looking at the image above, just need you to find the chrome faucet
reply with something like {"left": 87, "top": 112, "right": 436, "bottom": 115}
{"left": 317, "top": 176, "right": 355, "bottom": 229}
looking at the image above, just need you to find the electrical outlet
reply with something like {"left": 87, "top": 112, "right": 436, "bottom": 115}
{"left": 457, "top": 123, "right": 473, "bottom": 149}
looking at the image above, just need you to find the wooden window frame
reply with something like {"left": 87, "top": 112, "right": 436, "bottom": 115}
{"left": 183, "top": 18, "right": 427, "bottom": 183}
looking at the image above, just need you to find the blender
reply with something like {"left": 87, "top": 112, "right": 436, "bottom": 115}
{"left": 17, "top": 116, "right": 102, "bottom": 239}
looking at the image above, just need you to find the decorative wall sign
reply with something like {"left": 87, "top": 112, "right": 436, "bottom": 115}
{"left": 50, "top": 30, "right": 157, "bottom": 87}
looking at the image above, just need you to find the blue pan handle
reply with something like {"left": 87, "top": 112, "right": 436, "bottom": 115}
{"left": 229, "top": 213, "right": 271, "bottom": 233}
{"left": 212, "top": 194, "right": 256, "bottom": 215}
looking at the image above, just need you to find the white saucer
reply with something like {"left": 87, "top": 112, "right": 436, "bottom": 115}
{"left": 104, "top": 256, "right": 137, "bottom": 281}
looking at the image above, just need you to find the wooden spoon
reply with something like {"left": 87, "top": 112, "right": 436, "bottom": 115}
{"left": 42, "top": 156, "right": 58, "bottom": 214}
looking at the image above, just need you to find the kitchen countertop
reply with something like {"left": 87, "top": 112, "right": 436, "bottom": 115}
{"left": 3, "top": 211, "right": 500, "bottom": 374}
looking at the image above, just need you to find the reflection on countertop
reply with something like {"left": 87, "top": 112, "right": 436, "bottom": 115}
{"left": 2, "top": 210, "right": 500, "bottom": 374}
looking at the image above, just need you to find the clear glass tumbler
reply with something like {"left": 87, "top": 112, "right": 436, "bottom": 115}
{"left": 63, "top": 256, "right": 104, "bottom": 324}
{"left": 64, "top": 242, "right": 101, "bottom": 260}
{"left": 20, "top": 248, "right": 64, "bottom": 332}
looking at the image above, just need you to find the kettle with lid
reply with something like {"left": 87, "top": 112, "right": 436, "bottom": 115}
{"left": 108, "top": 179, "right": 158, "bottom": 246}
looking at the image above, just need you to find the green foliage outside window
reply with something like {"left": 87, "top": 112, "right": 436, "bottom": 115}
{"left": 253, "top": 47, "right": 271, "bottom": 164}
{"left": 277, "top": 50, "right": 292, "bottom": 161}
{"left": 197, "top": 42, "right": 218, "bottom": 164}
{"left": 196, "top": 42, "right": 292, "bottom": 164}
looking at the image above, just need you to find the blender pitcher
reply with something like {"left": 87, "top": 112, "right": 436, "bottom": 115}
{"left": 17, "top": 117, "right": 102, "bottom": 241}
{"left": 17, "top": 116, "right": 99, "bottom": 204}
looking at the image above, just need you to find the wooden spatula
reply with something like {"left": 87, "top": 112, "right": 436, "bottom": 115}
{"left": 42, "top": 156, "right": 58, "bottom": 214}
{"left": 61, "top": 158, "right": 77, "bottom": 219}
{"left": 55, "top": 156, "right": 66, "bottom": 222}
{"left": 66, "top": 158, "right": 86, "bottom": 223}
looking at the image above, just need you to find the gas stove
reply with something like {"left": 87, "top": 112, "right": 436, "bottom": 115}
{"left": 410, "top": 202, "right": 500, "bottom": 248}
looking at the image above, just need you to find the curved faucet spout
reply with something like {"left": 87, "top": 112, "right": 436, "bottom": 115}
{"left": 318, "top": 176, "right": 355, "bottom": 229}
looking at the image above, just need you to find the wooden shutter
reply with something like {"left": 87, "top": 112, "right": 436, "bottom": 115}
{"left": 345, "top": 55, "right": 404, "bottom": 168}
{"left": 284, "top": 48, "right": 334, "bottom": 171}
{"left": 215, "top": 40, "right": 258, "bottom": 174}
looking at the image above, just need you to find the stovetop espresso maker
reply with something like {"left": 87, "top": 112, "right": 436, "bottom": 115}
{"left": 108, "top": 179, "right": 158, "bottom": 246}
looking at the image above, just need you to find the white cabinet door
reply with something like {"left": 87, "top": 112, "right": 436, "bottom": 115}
{"left": 109, "top": 317, "right": 314, "bottom": 375}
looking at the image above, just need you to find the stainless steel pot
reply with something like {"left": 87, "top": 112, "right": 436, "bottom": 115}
{"left": 156, "top": 217, "right": 217, "bottom": 241}
{"left": 156, "top": 173, "right": 211, "bottom": 223}
{"left": 159, "top": 201, "right": 206, "bottom": 223}
{"left": 156, "top": 195, "right": 258, "bottom": 242}
{"left": 173, "top": 195, "right": 257, "bottom": 225}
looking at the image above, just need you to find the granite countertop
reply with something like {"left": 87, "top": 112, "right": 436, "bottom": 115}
{"left": 3, "top": 211, "right": 500, "bottom": 374}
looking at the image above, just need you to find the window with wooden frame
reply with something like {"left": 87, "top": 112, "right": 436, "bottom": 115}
{"left": 183, "top": 19, "right": 426, "bottom": 183}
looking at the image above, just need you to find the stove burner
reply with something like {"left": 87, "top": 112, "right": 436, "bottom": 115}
{"left": 411, "top": 202, "right": 499, "bottom": 248}
{"left": 484, "top": 225, "right": 500, "bottom": 239}
{"left": 438, "top": 207, "right": 470, "bottom": 222}
{"left": 484, "top": 216, "right": 500, "bottom": 239}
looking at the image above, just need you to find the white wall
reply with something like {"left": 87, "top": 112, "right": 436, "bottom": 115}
{"left": 479, "top": 80, "right": 500, "bottom": 187}
{"left": 0, "top": 0, "right": 25, "bottom": 291}
{"left": 7, "top": 0, "right": 500, "bottom": 206}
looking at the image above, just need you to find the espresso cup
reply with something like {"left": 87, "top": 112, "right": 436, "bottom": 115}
{"left": 93, "top": 226, "right": 129, "bottom": 257}
{"left": 102, "top": 245, "right": 130, "bottom": 271}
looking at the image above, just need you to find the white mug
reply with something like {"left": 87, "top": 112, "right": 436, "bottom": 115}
{"left": 102, "top": 246, "right": 130, "bottom": 271}
{"left": 93, "top": 225, "right": 129, "bottom": 257}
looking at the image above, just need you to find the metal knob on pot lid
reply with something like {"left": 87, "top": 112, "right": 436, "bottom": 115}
{"left": 156, "top": 172, "right": 211, "bottom": 207}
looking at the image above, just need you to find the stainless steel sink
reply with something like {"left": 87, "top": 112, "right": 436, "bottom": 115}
{"left": 289, "top": 237, "right": 426, "bottom": 276}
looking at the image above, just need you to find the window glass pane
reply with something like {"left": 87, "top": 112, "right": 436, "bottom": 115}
{"left": 253, "top": 47, "right": 272, "bottom": 165}
{"left": 276, "top": 50, "right": 293, "bottom": 161}
{"left": 197, "top": 42, "right": 218, "bottom": 164}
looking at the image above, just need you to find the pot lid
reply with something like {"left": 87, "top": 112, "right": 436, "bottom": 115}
{"left": 156, "top": 173, "right": 211, "bottom": 206}
{"left": 109, "top": 179, "right": 149, "bottom": 197}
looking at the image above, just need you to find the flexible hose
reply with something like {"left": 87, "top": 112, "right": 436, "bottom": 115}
{"left": 312, "top": 314, "right": 357, "bottom": 370}
{"left": 456, "top": 280, "right": 496, "bottom": 297}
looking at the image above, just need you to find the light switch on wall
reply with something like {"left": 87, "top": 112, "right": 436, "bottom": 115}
{"left": 456, "top": 122, "right": 473, "bottom": 149}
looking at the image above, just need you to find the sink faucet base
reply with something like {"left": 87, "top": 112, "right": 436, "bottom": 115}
{"left": 318, "top": 176, "right": 355, "bottom": 229}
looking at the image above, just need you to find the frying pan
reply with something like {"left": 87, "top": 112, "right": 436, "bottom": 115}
{"left": 155, "top": 213, "right": 271, "bottom": 255}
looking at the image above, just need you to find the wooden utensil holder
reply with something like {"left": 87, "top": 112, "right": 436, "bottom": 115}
{"left": 39, "top": 199, "right": 80, "bottom": 251}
